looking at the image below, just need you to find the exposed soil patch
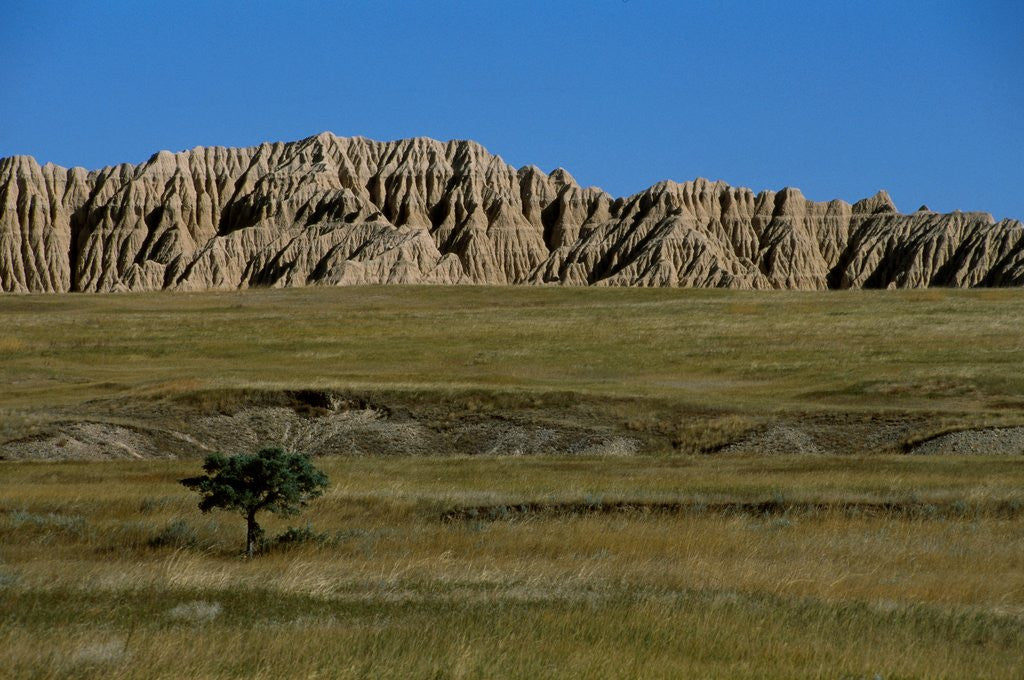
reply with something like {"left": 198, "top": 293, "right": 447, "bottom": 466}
{"left": 718, "top": 414, "right": 920, "bottom": 455}
{"left": 0, "top": 388, "right": 1014, "bottom": 460}
{"left": 721, "top": 426, "right": 822, "bottom": 455}
{"left": 193, "top": 407, "right": 437, "bottom": 456}
{"left": 0, "top": 390, "right": 639, "bottom": 460}
{"left": 2, "top": 422, "right": 183, "bottom": 461}
{"left": 911, "top": 427, "right": 1024, "bottom": 455}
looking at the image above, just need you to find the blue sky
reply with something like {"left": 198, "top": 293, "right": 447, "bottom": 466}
{"left": 2, "top": 1, "right": 1022, "bottom": 218}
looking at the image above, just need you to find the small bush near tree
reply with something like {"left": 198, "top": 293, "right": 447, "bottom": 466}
{"left": 148, "top": 518, "right": 200, "bottom": 549}
{"left": 271, "top": 522, "right": 330, "bottom": 550}
{"left": 180, "top": 447, "right": 329, "bottom": 557}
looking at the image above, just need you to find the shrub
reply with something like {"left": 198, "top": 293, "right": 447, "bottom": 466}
{"left": 148, "top": 518, "right": 200, "bottom": 549}
{"left": 270, "top": 523, "right": 329, "bottom": 550}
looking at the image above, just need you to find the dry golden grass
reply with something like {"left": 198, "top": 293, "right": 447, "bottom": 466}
{"left": 3, "top": 455, "right": 1023, "bottom": 678}
{"left": 1, "top": 286, "right": 1023, "bottom": 415}
{"left": 3, "top": 286, "right": 1024, "bottom": 675}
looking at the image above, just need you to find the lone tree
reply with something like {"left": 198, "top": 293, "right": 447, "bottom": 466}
{"left": 180, "top": 447, "right": 329, "bottom": 557}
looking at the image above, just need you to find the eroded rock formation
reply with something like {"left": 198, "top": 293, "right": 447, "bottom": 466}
{"left": 2, "top": 133, "right": 1022, "bottom": 292}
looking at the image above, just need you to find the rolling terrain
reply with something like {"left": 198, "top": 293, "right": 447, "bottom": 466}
{"left": 3, "top": 286, "right": 1024, "bottom": 677}
{"left": 2, "top": 286, "right": 1024, "bottom": 460}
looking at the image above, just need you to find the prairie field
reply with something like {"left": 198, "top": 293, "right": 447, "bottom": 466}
{"left": 3, "top": 455, "right": 1024, "bottom": 678}
{"left": 2, "top": 286, "right": 1024, "bottom": 677}
{"left": 1, "top": 286, "right": 1024, "bottom": 414}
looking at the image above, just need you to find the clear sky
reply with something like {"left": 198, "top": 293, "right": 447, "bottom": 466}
{"left": 2, "top": 1, "right": 1022, "bottom": 219}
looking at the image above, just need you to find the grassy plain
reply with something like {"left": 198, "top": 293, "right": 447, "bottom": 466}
{"left": 3, "top": 455, "right": 1024, "bottom": 678}
{"left": 1, "top": 285, "right": 1023, "bottom": 413}
{"left": 3, "top": 286, "right": 1024, "bottom": 677}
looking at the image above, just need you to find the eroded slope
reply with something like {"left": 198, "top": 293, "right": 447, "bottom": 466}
{"left": 2, "top": 133, "right": 1022, "bottom": 292}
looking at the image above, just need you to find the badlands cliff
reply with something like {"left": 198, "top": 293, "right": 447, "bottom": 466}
{"left": 1, "top": 132, "right": 1022, "bottom": 293}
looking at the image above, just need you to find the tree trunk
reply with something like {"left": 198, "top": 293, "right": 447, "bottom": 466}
{"left": 245, "top": 511, "right": 261, "bottom": 558}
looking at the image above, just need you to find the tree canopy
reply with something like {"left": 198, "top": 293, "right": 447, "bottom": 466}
{"left": 180, "top": 447, "right": 329, "bottom": 557}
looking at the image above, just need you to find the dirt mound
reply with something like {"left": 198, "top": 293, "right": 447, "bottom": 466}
{"left": 0, "top": 391, "right": 642, "bottom": 460}
{"left": 721, "top": 425, "right": 822, "bottom": 455}
{"left": 911, "top": 427, "right": 1024, "bottom": 455}
{"left": 193, "top": 407, "right": 436, "bottom": 456}
{"left": 713, "top": 414, "right": 926, "bottom": 455}
{"left": 2, "top": 388, "right": 1011, "bottom": 460}
{"left": 2, "top": 422, "right": 178, "bottom": 460}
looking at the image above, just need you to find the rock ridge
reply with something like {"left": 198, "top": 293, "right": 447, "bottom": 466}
{"left": 2, "top": 132, "right": 1022, "bottom": 292}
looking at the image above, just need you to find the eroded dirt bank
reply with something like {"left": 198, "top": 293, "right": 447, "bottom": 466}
{"left": 3, "top": 388, "right": 1021, "bottom": 460}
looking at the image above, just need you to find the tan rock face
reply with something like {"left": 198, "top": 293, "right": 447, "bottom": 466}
{"left": 1, "top": 133, "right": 1022, "bottom": 292}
